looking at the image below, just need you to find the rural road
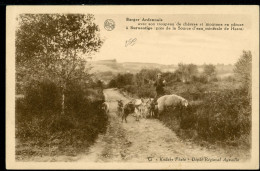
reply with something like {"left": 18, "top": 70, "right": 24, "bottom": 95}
{"left": 77, "top": 88, "right": 247, "bottom": 162}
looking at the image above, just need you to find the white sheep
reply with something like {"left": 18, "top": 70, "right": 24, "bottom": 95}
{"left": 101, "top": 102, "right": 110, "bottom": 114}
{"left": 156, "top": 94, "right": 188, "bottom": 115}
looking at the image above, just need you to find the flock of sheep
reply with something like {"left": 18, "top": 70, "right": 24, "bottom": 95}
{"left": 117, "top": 98, "right": 156, "bottom": 123}
{"left": 101, "top": 94, "right": 189, "bottom": 123}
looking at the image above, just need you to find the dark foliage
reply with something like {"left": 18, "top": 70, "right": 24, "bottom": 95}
{"left": 159, "top": 89, "right": 251, "bottom": 146}
{"left": 16, "top": 80, "right": 108, "bottom": 158}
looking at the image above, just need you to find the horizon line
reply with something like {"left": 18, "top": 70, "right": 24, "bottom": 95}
{"left": 90, "top": 59, "right": 235, "bottom": 66}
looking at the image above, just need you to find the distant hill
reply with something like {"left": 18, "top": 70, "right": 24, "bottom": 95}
{"left": 90, "top": 60, "right": 178, "bottom": 74}
{"left": 121, "top": 62, "right": 177, "bottom": 73}
{"left": 89, "top": 59, "right": 234, "bottom": 83}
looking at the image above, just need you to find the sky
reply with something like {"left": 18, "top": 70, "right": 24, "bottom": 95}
{"left": 90, "top": 14, "right": 254, "bottom": 65}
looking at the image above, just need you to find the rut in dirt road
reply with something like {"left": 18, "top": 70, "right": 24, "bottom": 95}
{"left": 78, "top": 88, "right": 247, "bottom": 162}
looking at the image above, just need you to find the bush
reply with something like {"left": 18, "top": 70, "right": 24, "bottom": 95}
{"left": 16, "top": 79, "right": 108, "bottom": 158}
{"left": 23, "top": 80, "right": 62, "bottom": 115}
{"left": 123, "top": 84, "right": 156, "bottom": 98}
{"left": 159, "top": 88, "right": 251, "bottom": 147}
{"left": 164, "top": 82, "right": 207, "bottom": 101}
{"left": 159, "top": 103, "right": 199, "bottom": 134}
{"left": 136, "top": 85, "right": 156, "bottom": 98}
{"left": 196, "top": 89, "right": 251, "bottom": 142}
{"left": 123, "top": 85, "right": 137, "bottom": 95}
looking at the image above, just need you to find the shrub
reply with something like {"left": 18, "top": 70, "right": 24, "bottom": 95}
{"left": 136, "top": 85, "right": 156, "bottom": 98}
{"left": 123, "top": 84, "right": 156, "bottom": 98}
{"left": 164, "top": 82, "right": 207, "bottom": 101}
{"left": 196, "top": 89, "right": 251, "bottom": 142}
{"left": 159, "top": 88, "right": 251, "bottom": 147}
{"left": 108, "top": 79, "right": 117, "bottom": 88}
{"left": 23, "top": 80, "right": 62, "bottom": 115}
{"left": 16, "top": 79, "right": 108, "bottom": 158}
{"left": 159, "top": 103, "right": 199, "bottom": 133}
{"left": 123, "top": 85, "right": 137, "bottom": 95}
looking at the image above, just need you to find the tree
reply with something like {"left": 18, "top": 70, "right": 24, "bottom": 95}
{"left": 234, "top": 50, "right": 252, "bottom": 93}
{"left": 187, "top": 64, "right": 199, "bottom": 82}
{"left": 108, "top": 79, "right": 117, "bottom": 88}
{"left": 114, "top": 73, "right": 134, "bottom": 87}
{"left": 202, "top": 64, "right": 217, "bottom": 82}
{"left": 16, "top": 14, "right": 103, "bottom": 115}
{"left": 175, "top": 63, "right": 198, "bottom": 83}
{"left": 135, "top": 69, "right": 161, "bottom": 86}
{"left": 162, "top": 72, "right": 179, "bottom": 84}
{"left": 96, "top": 80, "right": 104, "bottom": 89}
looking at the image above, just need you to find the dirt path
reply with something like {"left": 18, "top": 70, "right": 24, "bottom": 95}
{"left": 77, "top": 88, "right": 248, "bottom": 162}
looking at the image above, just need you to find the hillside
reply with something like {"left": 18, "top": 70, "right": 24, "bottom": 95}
{"left": 90, "top": 59, "right": 234, "bottom": 83}
{"left": 90, "top": 60, "right": 177, "bottom": 73}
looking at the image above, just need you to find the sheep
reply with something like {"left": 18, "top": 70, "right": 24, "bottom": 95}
{"left": 101, "top": 102, "right": 110, "bottom": 114}
{"left": 140, "top": 102, "right": 149, "bottom": 118}
{"left": 147, "top": 98, "right": 156, "bottom": 118}
{"left": 117, "top": 100, "right": 124, "bottom": 117}
{"left": 133, "top": 98, "right": 156, "bottom": 119}
{"left": 134, "top": 107, "right": 142, "bottom": 121}
{"left": 139, "top": 98, "right": 154, "bottom": 118}
{"left": 133, "top": 98, "right": 143, "bottom": 121}
{"left": 156, "top": 94, "right": 188, "bottom": 116}
{"left": 122, "top": 101, "right": 135, "bottom": 123}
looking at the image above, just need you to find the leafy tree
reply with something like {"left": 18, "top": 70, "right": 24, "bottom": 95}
{"left": 108, "top": 79, "right": 117, "bottom": 88}
{"left": 234, "top": 50, "right": 252, "bottom": 93}
{"left": 176, "top": 63, "right": 198, "bottom": 83}
{"left": 202, "top": 64, "right": 217, "bottom": 82}
{"left": 96, "top": 80, "right": 104, "bottom": 88}
{"left": 187, "top": 64, "right": 199, "bottom": 81}
{"left": 136, "top": 69, "right": 161, "bottom": 86}
{"left": 114, "top": 73, "right": 134, "bottom": 87}
{"left": 16, "top": 14, "right": 103, "bottom": 114}
{"left": 162, "top": 72, "right": 179, "bottom": 84}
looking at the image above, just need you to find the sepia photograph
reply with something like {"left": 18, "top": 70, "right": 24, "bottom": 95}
{"left": 6, "top": 5, "right": 259, "bottom": 169}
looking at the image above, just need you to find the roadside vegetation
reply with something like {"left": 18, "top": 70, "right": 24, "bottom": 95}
{"left": 15, "top": 14, "right": 108, "bottom": 160}
{"left": 108, "top": 51, "right": 252, "bottom": 149}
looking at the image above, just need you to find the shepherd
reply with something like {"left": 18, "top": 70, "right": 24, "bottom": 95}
{"left": 154, "top": 73, "right": 166, "bottom": 100}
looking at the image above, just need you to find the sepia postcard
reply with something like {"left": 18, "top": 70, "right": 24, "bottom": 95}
{"left": 6, "top": 5, "right": 259, "bottom": 170}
